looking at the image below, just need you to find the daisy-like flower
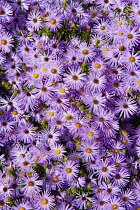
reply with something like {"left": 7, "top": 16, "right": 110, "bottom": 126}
{"left": 19, "top": 174, "right": 42, "bottom": 197}
{"left": 45, "top": 13, "right": 62, "bottom": 32}
{"left": 27, "top": 10, "right": 42, "bottom": 31}
{"left": 86, "top": 72, "right": 106, "bottom": 92}
{"left": 74, "top": 193, "right": 93, "bottom": 210}
{"left": 61, "top": 160, "right": 79, "bottom": 182}
{"left": 123, "top": 26, "right": 140, "bottom": 48}
{"left": 120, "top": 51, "right": 140, "bottom": 68}
{"left": 115, "top": 97, "right": 137, "bottom": 118}
{"left": 17, "top": 122, "right": 36, "bottom": 143}
{"left": 0, "top": 1, "right": 13, "bottom": 23}
{"left": 121, "top": 189, "right": 136, "bottom": 209}
{"left": 0, "top": 32, "right": 13, "bottom": 53}
{"left": 113, "top": 168, "right": 130, "bottom": 187}
{"left": 34, "top": 190, "right": 55, "bottom": 210}
{"left": 63, "top": 67, "right": 86, "bottom": 90}
{"left": 95, "top": 159, "right": 116, "bottom": 181}
{"left": 106, "top": 196, "right": 125, "bottom": 210}
{"left": 51, "top": 143, "right": 66, "bottom": 160}
{"left": 13, "top": 200, "right": 33, "bottom": 210}
{"left": 78, "top": 42, "right": 95, "bottom": 62}
{"left": 78, "top": 140, "right": 99, "bottom": 161}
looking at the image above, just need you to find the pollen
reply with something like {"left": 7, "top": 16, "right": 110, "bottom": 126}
{"left": 111, "top": 204, "right": 118, "bottom": 209}
{"left": 59, "top": 88, "right": 65, "bottom": 93}
{"left": 41, "top": 67, "right": 47, "bottom": 71}
{"left": 117, "top": 21, "right": 122, "bottom": 25}
{"left": 121, "top": 130, "right": 127, "bottom": 135}
{"left": 55, "top": 149, "right": 61, "bottom": 154}
{"left": 41, "top": 198, "right": 48, "bottom": 204}
{"left": 137, "top": 80, "right": 140, "bottom": 85}
{"left": 104, "top": 11, "right": 109, "bottom": 15}
{"left": 32, "top": 73, "right": 39, "bottom": 78}
{"left": 40, "top": 152, "right": 45, "bottom": 156}
{"left": 37, "top": 42, "right": 42, "bottom": 46}
{"left": 50, "top": 19, "right": 56, "bottom": 24}
{"left": 52, "top": 177, "right": 58, "bottom": 182}
{"left": 48, "top": 112, "right": 54, "bottom": 116}
{"left": 102, "top": 48, "right": 109, "bottom": 53}
{"left": 12, "top": 110, "right": 18, "bottom": 115}
{"left": 75, "top": 122, "right": 81, "bottom": 127}
{"left": 51, "top": 68, "right": 57, "bottom": 73}
{"left": 94, "top": 63, "right": 101, "bottom": 68}
{"left": 86, "top": 114, "right": 92, "bottom": 119}
{"left": 65, "top": 168, "right": 72, "bottom": 173}
{"left": 119, "top": 45, "right": 125, "bottom": 51}
{"left": 127, "top": 34, "right": 133, "bottom": 39}
{"left": 118, "top": 31, "right": 124, "bottom": 35}
{"left": 18, "top": 208, "right": 25, "bottom": 210}
{"left": 86, "top": 148, "right": 92, "bottom": 153}
{"left": 82, "top": 49, "right": 89, "bottom": 55}
{"left": 87, "top": 131, "right": 93, "bottom": 136}
{"left": 113, "top": 148, "right": 119, "bottom": 153}
{"left": 100, "top": 25, "right": 105, "bottom": 30}
{"left": 28, "top": 181, "right": 34, "bottom": 186}
{"left": 121, "top": 139, "right": 127, "bottom": 144}
{"left": 91, "top": 10, "right": 96, "bottom": 17}
{"left": 129, "top": 56, "right": 135, "bottom": 62}
{"left": 1, "top": 40, "right": 7, "bottom": 45}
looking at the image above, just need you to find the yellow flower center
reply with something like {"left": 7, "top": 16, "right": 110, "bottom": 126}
{"left": 52, "top": 177, "right": 58, "bottom": 182}
{"left": 137, "top": 80, "right": 140, "bottom": 85}
{"left": 86, "top": 114, "right": 92, "bottom": 119}
{"left": 32, "top": 18, "right": 37, "bottom": 23}
{"left": 87, "top": 131, "right": 93, "bottom": 136}
{"left": 59, "top": 88, "right": 65, "bottom": 93}
{"left": 121, "top": 139, "right": 127, "bottom": 144}
{"left": 48, "top": 112, "right": 54, "bottom": 116}
{"left": 65, "top": 168, "right": 72, "bottom": 173}
{"left": 32, "top": 73, "right": 39, "bottom": 78}
{"left": 95, "top": 39, "right": 100, "bottom": 44}
{"left": 86, "top": 148, "right": 92, "bottom": 153}
{"left": 41, "top": 198, "right": 48, "bottom": 204}
{"left": 136, "top": 207, "right": 140, "bottom": 210}
{"left": 117, "top": 21, "right": 122, "bottom": 25}
{"left": 41, "top": 67, "right": 47, "bottom": 71}
{"left": 129, "top": 56, "right": 135, "bottom": 62}
{"left": 55, "top": 149, "right": 61, "bottom": 154}
{"left": 94, "top": 63, "right": 101, "bottom": 68}
{"left": 1, "top": 40, "right": 7, "bottom": 45}
{"left": 12, "top": 110, "right": 18, "bottom": 115}
{"left": 102, "top": 47, "right": 109, "bottom": 53}
{"left": 37, "top": 42, "right": 42, "bottom": 46}
{"left": 51, "top": 68, "right": 57, "bottom": 73}
{"left": 100, "top": 25, "right": 105, "bottom": 30}
{"left": 121, "top": 130, "right": 127, "bottom": 135}
{"left": 50, "top": 19, "right": 56, "bottom": 24}
{"left": 82, "top": 49, "right": 89, "bottom": 55}
{"left": 18, "top": 208, "right": 25, "bottom": 210}
{"left": 127, "top": 34, "right": 133, "bottom": 39}
{"left": 40, "top": 152, "right": 45, "bottom": 156}
{"left": 112, "top": 204, "right": 118, "bottom": 209}
{"left": 118, "top": 30, "right": 124, "bottom": 35}
{"left": 75, "top": 122, "right": 81, "bottom": 127}
{"left": 113, "top": 148, "right": 119, "bottom": 153}
{"left": 65, "top": 114, "right": 72, "bottom": 120}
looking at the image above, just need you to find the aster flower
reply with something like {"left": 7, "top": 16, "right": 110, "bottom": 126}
{"left": 34, "top": 190, "right": 55, "bottom": 210}
{"left": 0, "top": 1, "right": 13, "bottom": 23}
{"left": 61, "top": 160, "right": 79, "bottom": 182}
{"left": 63, "top": 67, "right": 86, "bottom": 90}
{"left": 0, "top": 32, "right": 13, "bottom": 53}
{"left": 106, "top": 196, "right": 125, "bottom": 210}
{"left": 27, "top": 10, "right": 42, "bottom": 31}
{"left": 45, "top": 13, "right": 63, "bottom": 32}
{"left": 113, "top": 168, "right": 130, "bottom": 187}
{"left": 115, "top": 97, "right": 137, "bottom": 118}
{"left": 78, "top": 42, "right": 95, "bottom": 62}
{"left": 19, "top": 174, "right": 42, "bottom": 197}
